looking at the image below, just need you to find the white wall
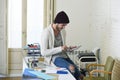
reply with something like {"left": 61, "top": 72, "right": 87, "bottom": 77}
{"left": 56, "top": 0, "right": 107, "bottom": 51}
{"left": 102, "top": 0, "right": 120, "bottom": 59}
{"left": 56, "top": 0, "right": 92, "bottom": 51}
{"left": 89, "top": 0, "right": 120, "bottom": 62}
{"left": 56, "top": 0, "right": 120, "bottom": 63}
{"left": 89, "top": 0, "right": 110, "bottom": 63}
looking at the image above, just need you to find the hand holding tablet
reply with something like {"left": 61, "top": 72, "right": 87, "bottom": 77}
{"left": 67, "top": 45, "right": 82, "bottom": 52}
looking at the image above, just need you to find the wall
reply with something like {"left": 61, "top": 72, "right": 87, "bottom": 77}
{"left": 56, "top": 0, "right": 92, "bottom": 51}
{"left": 89, "top": 0, "right": 120, "bottom": 62}
{"left": 56, "top": 0, "right": 120, "bottom": 63}
{"left": 102, "top": 0, "right": 120, "bottom": 60}
{"left": 56, "top": 0, "right": 107, "bottom": 51}
{"left": 89, "top": 0, "right": 110, "bottom": 63}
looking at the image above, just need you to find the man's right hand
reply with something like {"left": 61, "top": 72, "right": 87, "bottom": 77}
{"left": 61, "top": 45, "right": 68, "bottom": 51}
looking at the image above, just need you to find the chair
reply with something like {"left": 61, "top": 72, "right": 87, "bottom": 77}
{"left": 111, "top": 58, "right": 120, "bottom": 80}
{"left": 84, "top": 56, "right": 114, "bottom": 80}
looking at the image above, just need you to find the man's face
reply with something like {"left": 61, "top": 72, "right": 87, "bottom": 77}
{"left": 56, "top": 23, "right": 67, "bottom": 31}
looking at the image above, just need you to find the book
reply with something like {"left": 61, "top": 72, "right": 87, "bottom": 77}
{"left": 57, "top": 70, "right": 68, "bottom": 74}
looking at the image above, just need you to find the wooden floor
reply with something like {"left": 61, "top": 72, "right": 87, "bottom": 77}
{"left": 0, "top": 77, "right": 22, "bottom": 80}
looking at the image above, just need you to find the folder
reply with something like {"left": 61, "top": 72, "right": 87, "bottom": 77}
{"left": 57, "top": 70, "right": 68, "bottom": 74}
{"left": 23, "top": 68, "right": 58, "bottom": 80}
{"left": 23, "top": 68, "right": 37, "bottom": 78}
{"left": 29, "top": 70, "right": 56, "bottom": 80}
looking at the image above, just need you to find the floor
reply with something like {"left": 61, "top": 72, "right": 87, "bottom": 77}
{"left": 0, "top": 77, "right": 22, "bottom": 80}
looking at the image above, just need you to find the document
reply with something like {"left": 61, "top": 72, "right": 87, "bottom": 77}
{"left": 45, "top": 68, "right": 57, "bottom": 74}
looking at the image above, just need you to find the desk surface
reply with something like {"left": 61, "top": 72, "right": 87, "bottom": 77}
{"left": 22, "top": 68, "right": 76, "bottom": 80}
{"left": 59, "top": 71, "right": 76, "bottom": 80}
{"left": 22, "top": 67, "right": 76, "bottom": 80}
{"left": 23, "top": 57, "right": 76, "bottom": 80}
{"left": 22, "top": 77, "right": 42, "bottom": 80}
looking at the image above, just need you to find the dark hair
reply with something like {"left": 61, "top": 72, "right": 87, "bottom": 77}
{"left": 54, "top": 11, "right": 70, "bottom": 23}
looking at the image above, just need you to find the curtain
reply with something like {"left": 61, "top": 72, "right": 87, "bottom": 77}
{"left": 0, "top": 0, "right": 8, "bottom": 75}
{"left": 44, "top": 0, "right": 56, "bottom": 28}
{"left": 22, "top": 0, "right": 27, "bottom": 47}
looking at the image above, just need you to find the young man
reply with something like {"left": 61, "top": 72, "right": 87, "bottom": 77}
{"left": 40, "top": 11, "right": 83, "bottom": 80}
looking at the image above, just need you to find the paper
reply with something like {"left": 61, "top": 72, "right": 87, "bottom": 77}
{"left": 45, "top": 67, "right": 57, "bottom": 73}
{"left": 45, "top": 69, "right": 57, "bottom": 74}
{"left": 29, "top": 70, "right": 56, "bottom": 80}
{"left": 57, "top": 68, "right": 67, "bottom": 70}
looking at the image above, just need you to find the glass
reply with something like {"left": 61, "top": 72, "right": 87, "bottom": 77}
{"left": 8, "top": 0, "right": 22, "bottom": 48}
{"left": 27, "top": 0, "right": 43, "bottom": 44}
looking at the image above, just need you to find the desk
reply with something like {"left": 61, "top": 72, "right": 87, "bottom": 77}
{"left": 22, "top": 57, "right": 76, "bottom": 80}
{"left": 22, "top": 77, "right": 42, "bottom": 80}
{"left": 58, "top": 70, "right": 76, "bottom": 80}
{"left": 22, "top": 68, "right": 76, "bottom": 80}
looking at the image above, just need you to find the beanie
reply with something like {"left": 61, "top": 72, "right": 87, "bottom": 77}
{"left": 54, "top": 11, "right": 70, "bottom": 23}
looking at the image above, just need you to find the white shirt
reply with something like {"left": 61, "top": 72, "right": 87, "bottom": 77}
{"left": 40, "top": 24, "right": 67, "bottom": 64}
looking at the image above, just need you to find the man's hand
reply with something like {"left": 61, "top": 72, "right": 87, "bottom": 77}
{"left": 67, "top": 45, "right": 81, "bottom": 52}
{"left": 61, "top": 45, "right": 68, "bottom": 51}
{"left": 67, "top": 46, "right": 77, "bottom": 52}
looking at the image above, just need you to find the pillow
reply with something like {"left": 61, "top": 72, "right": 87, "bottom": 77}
{"left": 111, "top": 58, "right": 120, "bottom": 80}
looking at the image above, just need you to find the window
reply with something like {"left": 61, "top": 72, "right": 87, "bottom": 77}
{"left": 8, "top": 0, "right": 44, "bottom": 48}
{"left": 8, "top": 0, "right": 22, "bottom": 48}
{"left": 27, "top": 0, "right": 43, "bottom": 44}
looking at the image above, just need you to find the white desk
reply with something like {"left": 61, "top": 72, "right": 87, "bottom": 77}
{"left": 45, "top": 67, "right": 76, "bottom": 80}
{"left": 23, "top": 57, "right": 76, "bottom": 80}
{"left": 59, "top": 70, "right": 76, "bottom": 80}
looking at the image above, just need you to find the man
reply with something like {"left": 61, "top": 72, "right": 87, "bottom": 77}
{"left": 40, "top": 11, "right": 83, "bottom": 80}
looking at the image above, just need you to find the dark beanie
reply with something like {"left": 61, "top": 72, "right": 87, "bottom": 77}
{"left": 54, "top": 11, "right": 70, "bottom": 23}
